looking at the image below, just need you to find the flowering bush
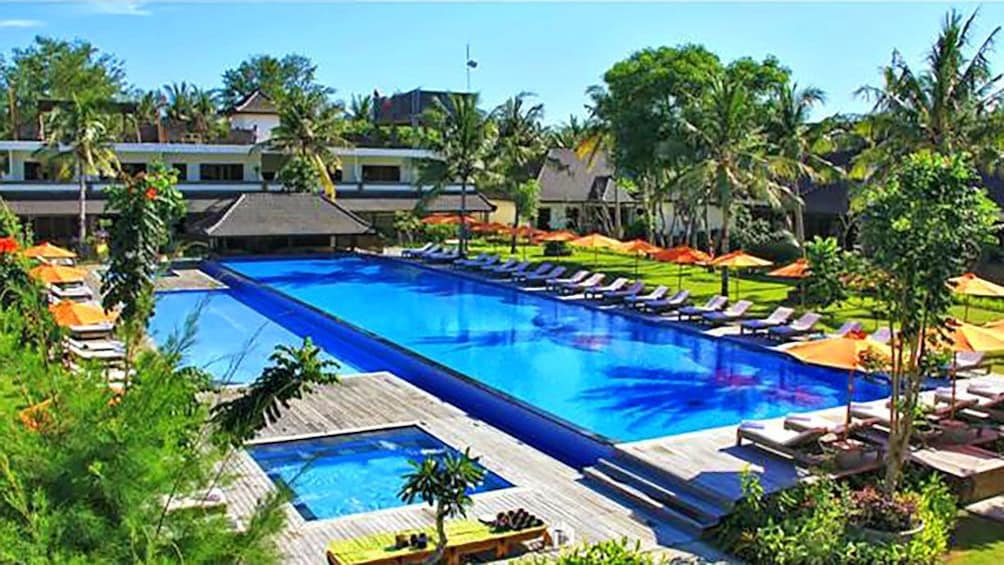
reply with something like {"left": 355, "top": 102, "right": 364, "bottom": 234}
{"left": 850, "top": 486, "right": 920, "bottom": 531}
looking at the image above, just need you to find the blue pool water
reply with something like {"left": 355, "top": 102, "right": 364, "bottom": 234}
{"left": 221, "top": 256, "right": 889, "bottom": 442}
{"left": 149, "top": 290, "right": 357, "bottom": 384}
{"left": 249, "top": 426, "right": 511, "bottom": 520}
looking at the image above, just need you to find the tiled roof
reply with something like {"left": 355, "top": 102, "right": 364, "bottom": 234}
{"left": 536, "top": 149, "right": 633, "bottom": 204}
{"left": 194, "top": 192, "right": 373, "bottom": 237}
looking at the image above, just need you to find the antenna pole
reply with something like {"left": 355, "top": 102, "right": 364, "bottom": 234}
{"left": 466, "top": 43, "right": 471, "bottom": 92}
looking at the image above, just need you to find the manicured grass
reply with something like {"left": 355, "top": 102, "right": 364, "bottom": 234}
{"left": 947, "top": 512, "right": 1004, "bottom": 564}
{"left": 468, "top": 240, "right": 1004, "bottom": 334}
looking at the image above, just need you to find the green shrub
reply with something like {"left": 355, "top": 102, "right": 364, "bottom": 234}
{"left": 422, "top": 223, "right": 456, "bottom": 243}
{"left": 543, "top": 240, "right": 572, "bottom": 256}
{"left": 804, "top": 236, "right": 850, "bottom": 309}
{"left": 715, "top": 469, "right": 957, "bottom": 564}
{"left": 522, "top": 538, "right": 659, "bottom": 564}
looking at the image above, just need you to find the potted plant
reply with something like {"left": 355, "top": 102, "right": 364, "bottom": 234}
{"left": 849, "top": 486, "right": 924, "bottom": 544}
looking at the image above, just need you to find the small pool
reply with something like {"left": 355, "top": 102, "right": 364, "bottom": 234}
{"left": 248, "top": 426, "right": 512, "bottom": 520}
{"left": 149, "top": 290, "right": 358, "bottom": 384}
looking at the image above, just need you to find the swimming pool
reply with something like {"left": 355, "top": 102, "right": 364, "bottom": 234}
{"left": 219, "top": 256, "right": 888, "bottom": 442}
{"left": 248, "top": 426, "right": 511, "bottom": 520}
{"left": 149, "top": 289, "right": 358, "bottom": 384}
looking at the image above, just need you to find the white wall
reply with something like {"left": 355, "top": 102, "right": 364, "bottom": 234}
{"left": 229, "top": 114, "right": 281, "bottom": 142}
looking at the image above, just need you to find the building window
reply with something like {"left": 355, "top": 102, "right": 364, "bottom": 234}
{"left": 199, "top": 163, "right": 244, "bottom": 182}
{"left": 567, "top": 207, "right": 580, "bottom": 230}
{"left": 331, "top": 167, "right": 343, "bottom": 182}
{"left": 23, "top": 161, "right": 46, "bottom": 181}
{"left": 120, "top": 163, "right": 147, "bottom": 176}
{"left": 537, "top": 207, "right": 552, "bottom": 230}
{"left": 171, "top": 163, "right": 188, "bottom": 179}
{"left": 362, "top": 165, "right": 401, "bottom": 183}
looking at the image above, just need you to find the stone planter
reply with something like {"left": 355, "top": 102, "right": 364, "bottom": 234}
{"left": 853, "top": 521, "right": 925, "bottom": 545}
{"left": 834, "top": 446, "right": 867, "bottom": 470}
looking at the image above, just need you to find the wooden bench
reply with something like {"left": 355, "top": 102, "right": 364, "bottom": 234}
{"left": 326, "top": 520, "right": 551, "bottom": 565}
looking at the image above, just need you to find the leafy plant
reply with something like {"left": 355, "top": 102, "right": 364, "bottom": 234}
{"left": 849, "top": 486, "right": 919, "bottom": 531}
{"left": 804, "top": 236, "right": 849, "bottom": 309}
{"left": 276, "top": 154, "right": 321, "bottom": 193}
{"left": 392, "top": 211, "right": 422, "bottom": 245}
{"left": 102, "top": 164, "right": 186, "bottom": 343}
{"left": 859, "top": 151, "right": 998, "bottom": 493}
{"left": 398, "top": 448, "right": 486, "bottom": 565}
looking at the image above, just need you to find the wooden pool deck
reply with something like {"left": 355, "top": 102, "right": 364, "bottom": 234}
{"left": 220, "top": 373, "right": 732, "bottom": 564}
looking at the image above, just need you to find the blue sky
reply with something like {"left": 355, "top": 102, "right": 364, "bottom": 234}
{"left": 1, "top": 1, "right": 1001, "bottom": 124}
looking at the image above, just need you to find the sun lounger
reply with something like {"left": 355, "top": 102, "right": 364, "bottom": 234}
{"left": 583, "top": 277, "right": 627, "bottom": 300}
{"left": 425, "top": 249, "right": 461, "bottom": 263}
{"left": 870, "top": 327, "right": 892, "bottom": 344}
{"left": 828, "top": 321, "right": 863, "bottom": 339}
{"left": 624, "top": 285, "right": 668, "bottom": 308}
{"left": 702, "top": 300, "right": 753, "bottom": 325}
{"left": 455, "top": 253, "right": 494, "bottom": 268}
{"left": 490, "top": 261, "right": 530, "bottom": 278}
{"left": 512, "top": 263, "right": 552, "bottom": 282}
{"left": 49, "top": 283, "right": 94, "bottom": 302}
{"left": 64, "top": 337, "right": 126, "bottom": 353}
{"left": 401, "top": 242, "right": 436, "bottom": 258}
{"left": 740, "top": 307, "right": 794, "bottom": 335}
{"left": 943, "top": 351, "right": 990, "bottom": 375}
{"left": 736, "top": 420, "right": 828, "bottom": 466}
{"left": 559, "top": 273, "right": 605, "bottom": 295}
{"left": 68, "top": 321, "right": 116, "bottom": 340}
{"left": 524, "top": 265, "right": 566, "bottom": 286}
{"left": 544, "top": 269, "right": 587, "bottom": 291}
{"left": 639, "top": 289, "right": 690, "bottom": 313}
{"left": 677, "top": 295, "right": 727, "bottom": 321}
{"left": 601, "top": 281, "right": 645, "bottom": 303}
{"left": 768, "top": 312, "right": 822, "bottom": 341}
{"left": 480, "top": 258, "right": 516, "bottom": 272}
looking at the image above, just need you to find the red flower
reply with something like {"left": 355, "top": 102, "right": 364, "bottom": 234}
{"left": 0, "top": 237, "right": 19, "bottom": 254}
{"left": 145, "top": 187, "right": 157, "bottom": 201}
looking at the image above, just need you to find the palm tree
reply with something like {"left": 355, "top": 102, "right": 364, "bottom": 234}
{"left": 767, "top": 83, "right": 842, "bottom": 244}
{"left": 37, "top": 94, "right": 119, "bottom": 251}
{"left": 132, "top": 90, "right": 165, "bottom": 142}
{"left": 415, "top": 93, "right": 493, "bottom": 256}
{"left": 853, "top": 9, "right": 1004, "bottom": 178}
{"left": 265, "top": 88, "right": 351, "bottom": 196}
{"left": 398, "top": 448, "right": 486, "bottom": 565}
{"left": 163, "top": 82, "right": 196, "bottom": 123}
{"left": 491, "top": 94, "right": 546, "bottom": 252}
{"left": 348, "top": 94, "right": 373, "bottom": 123}
{"left": 680, "top": 76, "right": 798, "bottom": 295}
{"left": 549, "top": 115, "right": 592, "bottom": 149}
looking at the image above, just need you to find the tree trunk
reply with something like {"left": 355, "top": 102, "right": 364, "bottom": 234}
{"left": 77, "top": 162, "right": 88, "bottom": 254}
{"left": 510, "top": 206, "right": 520, "bottom": 254}
{"left": 423, "top": 507, "right": 449, "bottom": 565}
{"left": 720, "top": 204, "right": 731, "bottom": 297}
{"left": 794, "top": 201, "right": 806, "bottom": 247}
{"left": 459, "top": 177, "right": 468, "bottom": 257}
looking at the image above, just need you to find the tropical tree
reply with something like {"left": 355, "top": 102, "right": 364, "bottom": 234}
{"left": 415, "top": 93, "right": 494, "bottom": 256}
{"left": 398, "top": 448, "right": 486, "bottom": 565}
{"left": 36, "top": 94, "right": 120, "bottom": 251}
{"left": 490, "top": 94, "right": 547, "bottom": 251}
{"left": 549, "top": 115, "right": 593, "bottom": 149}
{"left": 348, "top": 94, "right": 373, "bottom": 122}
{"left": 679, "top": 76, "right": 798, "bottom": 294}
{"left": 859, "top": 151, "right": 998, "bottom": 494}
{"left": 767, "top": 83, "right": 842, "bottom": 243}
{"left": 102, "top": 164, "right": 186, "bottom": 360}
{"left": 853, "top": 9, "right": 1004, "bottom": 179}
{"left": 219, "top": 53, "right": 323, "bottom": 108}
{"left": 265, "top": 88, "right": 351, "bottom": 197}
{"left": 131, "top": 89, "right": 165, "bottom": 142}
{"left": 0, "top": 37, "right": 125, "bottom": 140}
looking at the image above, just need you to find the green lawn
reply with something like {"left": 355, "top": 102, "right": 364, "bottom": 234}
{"left": 948, "top": 512, "right": 1004, "bottom": 564}
{"left": 468, "top": 240, "right": 1004, "bottom": 333}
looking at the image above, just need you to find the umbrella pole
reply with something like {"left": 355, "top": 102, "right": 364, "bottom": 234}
{"left": 951, "top": 352, "right": 958, "bottom": 420}
{"left": 845, "top": 367, "right": 855, "bottom": 441}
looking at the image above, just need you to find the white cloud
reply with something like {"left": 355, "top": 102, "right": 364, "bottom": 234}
{"left": 87, "top": 1, "right": 151, "bottom": 16}
{"left": 0, "top": 19, "right": 44, "bottom": 28}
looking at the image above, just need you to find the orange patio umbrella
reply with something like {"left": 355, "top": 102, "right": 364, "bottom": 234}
{"left": 537, "top": 230, "right": 578, "bottom": 243}
{"left": 768, "top": 258, "right": 809, "bottom": 279}
{"left": 48, "top": 300, "right": 115, "bottom": 327}
{"left": 949, "top": 272, "right": 1004, "bottom": 321}
{"left": 420, "top": 214, "right": 480, "bottom": 226}
{"left": 22, "top": 241, "right": 76, "bottom": 261}
{"left": 29, "top": 264, "right": 87, "bottom": 285}
{"left": 617, "top": 239, "right": 663, "bottom": 275}
{"left": 785, "top": 332, "right": 892, "bottom": 433}
{"left": 652, "top": 246, "right": 712, "bottom": 290}
{"left": 471, "top": 222, "right": 508, "bottom": 234}
{"left": 570, "top": 233, "right": 623, "bottom": 265}
{"left": 709, "top": 251, "right": 773, "bottom": 299}
{"left": 984, "top": 318, "right": 1004, "bottom": 332}
{"left": 929, "top": 319, "right": 1004, "bottom": 418}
